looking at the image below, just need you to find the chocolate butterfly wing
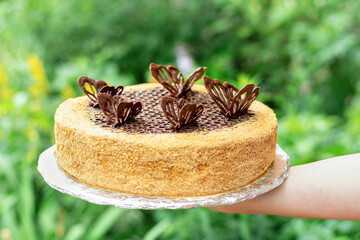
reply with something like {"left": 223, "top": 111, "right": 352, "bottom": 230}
{"left": 77, "top": 76, "right": 97, "bottom": 103}
{"left": 94, "top": 80, "right": 108, "bottom": 93}
{"left": 116, "top": 101, "right": 142, "bottom": 125}
{"left": 203, "top": 76, "right": 231, "bottom": 116}
{"left": 100, "top": 85, "right": 124, "bottom": 96}
{"left": 223, "top": 82, "right": 239, "bottom": 99}
{"left": 230, "top": 84, "right": 260, "bottom": 115}
{"left": 97, "top": 92, "right": 117, "bottom": 123}
{"left": 160, "top": 96, "right": 180, "bottom": 128}
{"left": 181, "top": 67, "right": 207, "bottom": 94}
{"left": 204, "top": 76, "right": 260, "bottom": 118}
{"left": 240, "top": 84, "right": 260, "bottom": 111}
{"left": 161, "top": 96, "right": 204, "bottom": 129}
{"left": 150, "top": 63, "right": 184, "bottom": 97}
{"left": 129, "top": 102, "right": 142, "bottom": 121}
{"left": 178, "top": 103, "right": 204, "bottom": 128}
{"left": 177, "top": 98, "right": 189, "bottom": 109}
{"left": 223, "top": 81, "right": 243, "bottom": 116}
{"left": 77, "top": 76, "right": 108, "bottom": 107}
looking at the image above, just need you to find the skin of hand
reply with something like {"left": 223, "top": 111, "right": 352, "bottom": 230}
{"left": 207, "top": 153, "right": 360, "bottom": 221}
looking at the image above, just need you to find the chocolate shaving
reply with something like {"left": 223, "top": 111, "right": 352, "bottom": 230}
{"left": 160, "top": 96, "right": 204, "bottom": 130}
{"left": 97, "top": 92, "right": 142, "bottom": 127}
{"left": 203, "top": 76, "right": 260, "bottom": 118}
{"left": 150, "top": 63, "right": 207, "bottom": 98}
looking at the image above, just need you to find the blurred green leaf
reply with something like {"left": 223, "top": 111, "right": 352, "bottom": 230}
{"left": 143, "top": 218, "right": 171, "bottom": 240}
{"left": 86, "top": 207, "right": 127, "bottom": 240}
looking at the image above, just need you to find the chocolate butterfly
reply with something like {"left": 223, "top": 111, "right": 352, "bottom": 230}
{"left": 150, "top": 63, "right": 207, "bottom": 98}
{"left": 203, "top": 76, "right": 260, "bottom": 118}
{"left": 97, "top": 92, "right": 142, "bottom": 127}
{"left": 77, "top": 76, "right": 123, "bottom": 107}
{"left": 160, "top": 96, "right": 204, "bottom": 130}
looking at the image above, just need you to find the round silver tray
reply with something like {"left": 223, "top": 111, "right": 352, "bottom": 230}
{"left": 38, "top": 144, "right": 290, "bottom": 209}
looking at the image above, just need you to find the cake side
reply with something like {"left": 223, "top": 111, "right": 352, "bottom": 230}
{"left": 54, "top": 83, "right": 277, "bottom": 197}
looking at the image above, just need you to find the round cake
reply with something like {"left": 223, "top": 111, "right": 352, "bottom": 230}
{"left": 54, "top": 83, "right": 277, "bottom": 197}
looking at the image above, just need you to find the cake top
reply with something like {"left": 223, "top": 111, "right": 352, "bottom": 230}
{"left": 55, "top": 83, "right": 277, "bottom": 149}
{"left": 88, "top": 86, "right": 254, "bottom": 134}
{"left": 76, "top": 63, "right": 261, "bottom": 132}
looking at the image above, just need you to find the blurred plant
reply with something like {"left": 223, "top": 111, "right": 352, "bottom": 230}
{"left": 0, "top": 64, "right": 13, "bottom": 102}
{"left": 27, "top": 54, "right": 49, "bottom": 99}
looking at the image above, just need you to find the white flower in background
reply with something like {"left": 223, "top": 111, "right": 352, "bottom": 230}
{"left": 174, "top": 43, "right": 195, "bottom": 75}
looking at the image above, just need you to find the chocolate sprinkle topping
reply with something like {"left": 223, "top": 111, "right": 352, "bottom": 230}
{"left": 88, "top": 87, "right": 255, "bottom": 134}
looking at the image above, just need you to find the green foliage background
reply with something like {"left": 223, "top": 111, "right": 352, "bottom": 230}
{"left": 1, "top": 0, "right": 360, "bottom": 239}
